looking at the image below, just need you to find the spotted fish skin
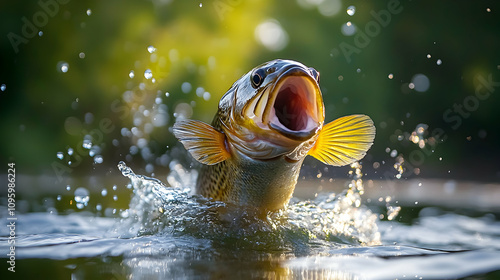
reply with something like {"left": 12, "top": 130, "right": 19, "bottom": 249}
{"left": 173, "top": 59, "right": 375, "bottom": 212}
{"left": 196, "top": 114, "right": 304, "bottom": 210}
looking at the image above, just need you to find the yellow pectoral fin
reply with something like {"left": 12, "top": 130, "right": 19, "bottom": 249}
{"left": 308, "top": 114, "right": 375, "bottom": 166}
{"left": 173, "top": 119, "right": 230, "bottom": 165}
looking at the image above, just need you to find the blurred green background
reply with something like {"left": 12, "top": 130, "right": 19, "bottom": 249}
{"left": 1, "top": 0, "right": 499, "bottom": 182}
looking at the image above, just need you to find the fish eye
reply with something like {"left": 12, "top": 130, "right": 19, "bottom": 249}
{"left": 251, "top": 68, "right": 267, "bottom": 88}
{"left": 309, "top": 68, "right": 320, "bottom": 82}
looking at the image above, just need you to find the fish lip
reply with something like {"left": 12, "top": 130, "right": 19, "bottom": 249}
{"left": 264, "top": 67, "right": 323, "bottom": 141}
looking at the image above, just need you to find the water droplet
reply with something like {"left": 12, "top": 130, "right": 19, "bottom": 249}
{"left": 411, "top": 73, "right": 430, "bottom": 92}
{"left": 147, "top": 45, "right": 156, "bottom": 53}
{"left": 0, "top": 84, "right": 5, "bottom": 91}
{"left": 174, "top": 103, "right": 194, "bottom": 120}
{"left": 317, "top": 0, "right": 342, "bottom": 17}
{"left": 255, "top": 19, "right": 289, "bottom": 51}
{"left": 101, "top": 188, "right": 107, "bottom": 196}
{"left": 356, "top": 68, "right": 361, "bottom": 73}
{"left": 83, "top": 139, "right": 92, "bottom": 149}
{"left": 86, "top": 9, "right": 92, "bottom": 16}
{"left": 74, "top": 187, "right": 90, "bottom": 208}
{"left": 486, "top": 8, "right": 491, "bottom": 12}
{"left": 94, "top": 155, "right": 103, "bottom": 164}
{"left": 137, "top": 138, "right": 148, "bottom": 148}
{"left": 57, "top": 195, "right": 62, "bottom": 201}
{"left": 144, "top": 69, "right": 153, "bottom": 79}
{"left": 68, "top": 148, "right": 74, "bottom": 156}
{"left": 388, "top": 74, "right": 394, "bottom": 79}
{"left": 347, "top": 5, "right": 356, "bottom": 16}
{"left": 129, "top": 70, "right": 135, "bottom": 78}
{"left": 66, "top": 185, "right": 71, "bottom": 191}
{"left": 120, "top": 209, "right": 130, "bottom": 218}
{"left": 112, "top": 185, "right": 117, "bottom": 191}
{"left": 113, "top": 195, "right": 118, "bottom": 201}
{"left": 56, "top": 152, "right": 64, "bottom": 159}
{"left": 79, "top": 52, "right": 85, "bottom": 59}
{"left": 38, "top": 31, "right": 43, "bottom": 37}
{"left": 84, "top": 112, "right": 94, "bottom": 124}
{"left": 181, "top": 82, "right": 192, "bottom": 93}
{"left": 390, "top": 149, "right": 398, "bottom": 157}
{"left": 96, "top": 204, "right": 102, "bottom": 211}
{"left": 341, "top": 21, "right": 357, "bottom": 36}
{"left": 196, "top": 87, "right": 204, "bottom": 97}
{"left": 199, "top": 3, "right": 202, "bottom": 7}
{"left": 426, "top": 54, "right": 431, "bottom": 59}
{"left": 203, "top": 91, "right": 211, "bottom": 101}
{"left": 436, "top": 59, "right": 442, "bottom": 65}
{"left": 57, "top": 61, "right": 69, "bottom": 73}
{"left": 165, "top": 92, "right": 170, "bottom": 97}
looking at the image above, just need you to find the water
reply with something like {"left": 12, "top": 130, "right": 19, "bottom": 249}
{"left": 57, "top": 61, "right": 69, "bottom": 73}
{"left": 147, "top": 45, "right": 157, "bottom": 54}
{"left": 144, "top": 69, "right": 153, "bottom": 80}
{"left": 347, "top": 6, "right": 356, "bottom": 16}
{"left": 1, "top": 162, "right": 499, "bottom": 279}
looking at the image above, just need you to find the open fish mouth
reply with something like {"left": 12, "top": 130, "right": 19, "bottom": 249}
{"left": 266, "top": 69, "right": 323, "bottom": 140}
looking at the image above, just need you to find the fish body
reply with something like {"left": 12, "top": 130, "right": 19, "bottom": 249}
{"left": 173, "top": 59, "right": 375, "bottom": 211}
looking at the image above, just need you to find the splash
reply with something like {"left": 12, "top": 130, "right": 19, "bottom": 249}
{"left": 118, "top": 161, "right": 381, "bottom": 249}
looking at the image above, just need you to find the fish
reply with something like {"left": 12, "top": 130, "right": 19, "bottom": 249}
{"left": 173, "top": 59, "right": 375, "bottom": 211}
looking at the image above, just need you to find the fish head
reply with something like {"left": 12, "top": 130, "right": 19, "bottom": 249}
{"left": 220, "top": 59, "right": 325, "bottom": 160}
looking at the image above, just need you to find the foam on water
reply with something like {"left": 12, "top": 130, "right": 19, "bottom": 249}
{"left": 117, "top": 161, "right": 381, "bottom": 250}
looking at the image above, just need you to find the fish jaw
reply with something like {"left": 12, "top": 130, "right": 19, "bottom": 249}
{"left": 267, "top": 74, "right": 323, "bottom": 141}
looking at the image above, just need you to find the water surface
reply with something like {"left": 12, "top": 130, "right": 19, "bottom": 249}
{"left": 1, "top": 163, "right": 499, "bottom": 279}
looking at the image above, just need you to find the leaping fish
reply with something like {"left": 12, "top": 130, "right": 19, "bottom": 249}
{"left": 173, "top": 59, "right": 375, "bottom": 211}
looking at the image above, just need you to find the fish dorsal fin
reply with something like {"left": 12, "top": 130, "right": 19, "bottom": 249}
{"left": 308, "top": 115, "right": 375, "bottom": 166}
{"left": 173, "top": 119, "right": 231, "bottom": 165}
